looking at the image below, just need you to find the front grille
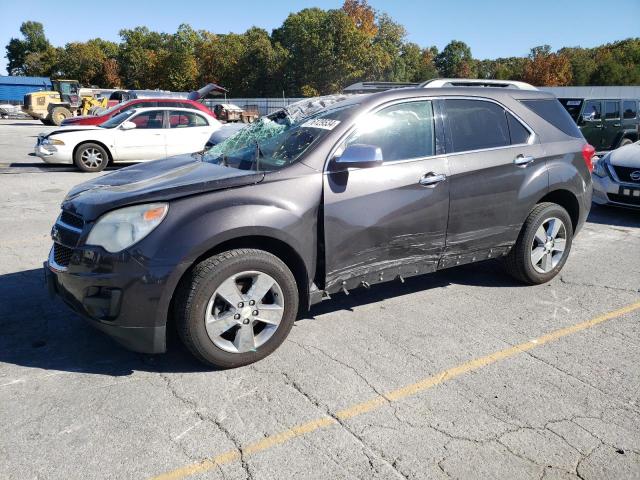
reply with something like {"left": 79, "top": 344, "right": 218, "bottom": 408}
{"left": 608, "top": 193, "right": 640, "bottom": 206}
{"left": 55, "top": 227, "right": 81, "bottom": 247}
{"left": 612, "top": 165, "right": 640, "bottom": 184}
{"left": 53, "top": 243, "right": 73, "bottom": 267}
{"left": 60, "top": 211, "right": 84, "bottom": 229}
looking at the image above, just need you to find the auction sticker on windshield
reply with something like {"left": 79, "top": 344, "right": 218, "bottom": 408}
{"left": 301, "top": 118, "right": 341, "bottom": 130}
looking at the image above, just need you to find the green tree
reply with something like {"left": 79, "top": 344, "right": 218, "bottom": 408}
{"left": 59, "top": 39, "right": 119, "bottom": 85}
{"left": 522, "top": 45, "right": 572, "bottom": 86}
{"left": 118, "top": 26, "right": 168, "bottom": 89}
{"left": 273, "top": 8, "right": 371, "bottom": 95}
{"left": 6, "top": 21, "right": 57, "bottom": 76}
{"left": 435, "top": 40, "right": 477, "bottom": 78}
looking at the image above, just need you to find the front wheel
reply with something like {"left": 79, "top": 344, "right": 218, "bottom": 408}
{"left": 504, "top": 203, "right": 573, "bottom": 284}
{"left": 74, "top": 143, "right": 109, "bottom": 172}
{"left": 176, "top": 249, "right": 299, "bottom": 368}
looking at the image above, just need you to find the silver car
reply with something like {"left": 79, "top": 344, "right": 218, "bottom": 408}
{"left": 593, "top": 141, "right": 640, "bottom": 208}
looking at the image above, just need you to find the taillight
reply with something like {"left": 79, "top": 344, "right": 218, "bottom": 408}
{"left": 582, "top": 144, "right": 595, "bottom": 172}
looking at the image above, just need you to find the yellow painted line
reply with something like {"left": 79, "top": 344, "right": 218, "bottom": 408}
{"left": 151, "top": 300, "right": 640, "bottom": 480}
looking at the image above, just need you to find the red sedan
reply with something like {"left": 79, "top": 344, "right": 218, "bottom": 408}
{"left": 61, "top": 98, "right": 215, "bottom": 126}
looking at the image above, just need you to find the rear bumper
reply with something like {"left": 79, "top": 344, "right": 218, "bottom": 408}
{"left": 44, "top": 246, "right": 170, "bottom": 354}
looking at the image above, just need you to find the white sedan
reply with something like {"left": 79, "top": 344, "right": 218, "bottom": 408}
{"left": 34, "top": 107, "right": 222, "bottom": 172}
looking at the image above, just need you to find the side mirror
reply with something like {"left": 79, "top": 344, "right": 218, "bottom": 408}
{"left": 120, "top": 121, "right": 137, "bottom": 130}
{"left": 333, "top": 144, "right": 383, "bottom": 170}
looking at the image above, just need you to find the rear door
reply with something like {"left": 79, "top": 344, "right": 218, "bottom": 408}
{"left": 165, "top": 110, "right": 213, "bottom": 156}
{"left": 113, "top": 110, "right": 166, "bottom": 161}
{"left": 602, "top": 100, "right": 622, "bottom": 150}
{"left": 442, "top": 98, "right": 546, "bottom": 263}
{"left": 579, "top": 99, "right": 604, "bottom": 149}
{"left": 323, "top": 99, "right": 450, "bottom": 292}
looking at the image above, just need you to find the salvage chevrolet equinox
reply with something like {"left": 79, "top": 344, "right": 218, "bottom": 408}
{"left": 45, "top": 80, "right": 594, "bottom": 368}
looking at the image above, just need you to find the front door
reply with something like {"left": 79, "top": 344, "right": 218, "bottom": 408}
{"left": 579, "top": 99, "right": 604, "bottom": 149}
{"left": 114, "top": 110, "right": 167, "bottom": 161}
{"left": 323, "top": 99, "right": 450, "bottom": 293}
{"left": 442, "top": 98, "right": 547, "bottom": 262}
{"left": 602, "top": 100, "right": 621, "bottom": 150}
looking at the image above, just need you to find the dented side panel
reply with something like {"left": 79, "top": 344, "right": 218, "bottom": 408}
{"left": 322, "top": 157, "right": 450, "bottom": 293}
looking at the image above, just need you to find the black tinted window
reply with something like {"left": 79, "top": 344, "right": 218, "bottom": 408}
{"left": 623, "top": 101, "right": 637, "bottom": 119}
{"left": 605, "top": 101, "right": 620, "bottom": 119}
{"left": 507, "top": 113, "right": 531, "bottom": 145}
{"left": 344, "top": 100, "right": 435, "bottom": 162}
{"left": 520, "top": 99, "right": 583, "bottom": 138}
{"left": 583, "top": 100, "right": 602, "bottom": 120}
{"left": 445, "top": 99, "right": 510, "bottom": 152}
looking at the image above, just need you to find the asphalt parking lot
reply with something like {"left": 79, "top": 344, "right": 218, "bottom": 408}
{"left": 0, "top": 120, "right": 639, "bottom": 480}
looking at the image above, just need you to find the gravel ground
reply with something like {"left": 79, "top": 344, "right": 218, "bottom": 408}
{"left": 1, "top": 120, "right": 639, "bottom": 480}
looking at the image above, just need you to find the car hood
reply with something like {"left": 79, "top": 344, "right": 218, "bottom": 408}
{"left": 62, "top": 154, "right": 264, "bottom": 220}
{"left": 607, "top": 142, "right": 640, "bottom": 168}
{"left": 44, "top": 126, "right": 103, "bottom": 137}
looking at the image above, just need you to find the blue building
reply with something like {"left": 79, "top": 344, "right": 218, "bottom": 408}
{"left": 0, "top": 76, "right": 52, "bottom": 104}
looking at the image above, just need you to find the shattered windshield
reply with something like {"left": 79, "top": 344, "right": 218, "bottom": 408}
{"left": 203, "top": 96, "right": 357, "bottom": 172}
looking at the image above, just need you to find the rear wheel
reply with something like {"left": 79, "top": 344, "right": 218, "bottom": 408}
{"left": 74, "top": 143, "right": 109, "bottom": 172}
{"left": 176, "top": 249, "right": 299, "bottom": 368}
{"left": 49, "top": 106, "right": 72, "bottom": 126}
{"left": 504, "top": 203, "right": 573, "bottom": 284}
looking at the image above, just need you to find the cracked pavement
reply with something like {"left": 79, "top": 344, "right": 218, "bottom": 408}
{"left": 1, "top": 120, "right": 639, "bottom": 479}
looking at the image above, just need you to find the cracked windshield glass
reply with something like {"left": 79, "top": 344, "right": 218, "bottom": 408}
{"left": 203, "top": 97, "right": 357, "bottom": 171}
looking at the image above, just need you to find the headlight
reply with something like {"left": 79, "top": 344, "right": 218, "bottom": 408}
{"left": 86, "top": 203, "right": 168, "bottom": 253}
{"left": 42, "top": 137, "right": 64, "bottom": 145}
{"left": 593, "top": 155, "right": 609, "bottom": 178}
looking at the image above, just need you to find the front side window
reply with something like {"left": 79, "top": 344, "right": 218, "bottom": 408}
{"left": 445, "top": 99, "right": 510, "bottom": 152}
{"left": 130, "top": 110, "right": 165, "bottom": 129}
{"left": 623, "top": 101, "right": 637, "bottom": 119}
{"left": 604, "top": 101, "right": 620, "bottom": 120}
{"left": 583, "top": 100, "right": 602, "bottom": 120}
{"left": 169, "top": 111, "right": 207, "bottom": 128}
{"left": 341, "top": 100, "right": 435, "bottom": 162}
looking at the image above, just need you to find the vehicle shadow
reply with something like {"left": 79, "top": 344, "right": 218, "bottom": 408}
{"left": 0, "top": 260, "right": 519, "bottom": 377}
{"left": 587, "top": 203, "right": 638, "bottom": 228}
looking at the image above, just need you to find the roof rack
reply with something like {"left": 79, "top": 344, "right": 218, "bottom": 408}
{"left": 420, "top": 78, "right": 538, "bottom": 91}
{"left": 343, "top": 81, "right": 420, "bottom": 93}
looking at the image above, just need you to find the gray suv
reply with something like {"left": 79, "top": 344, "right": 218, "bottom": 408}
{"left": 44, "top": 80, "right": 594, "bottom": 368}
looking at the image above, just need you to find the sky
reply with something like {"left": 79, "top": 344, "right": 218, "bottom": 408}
{"left": 1, "top": 0, "right": 639, "bottom": 75}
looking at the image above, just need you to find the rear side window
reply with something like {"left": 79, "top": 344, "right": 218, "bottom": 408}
{"left": 169, "top": 111, "right": 208, "bottom": 128}
{"left": 623, "top": 101, "right": 637, "bottom": 119}
{"left": 506, "top": 113, "right": 531, "bottom": 145}
{"left": 445, "top": 99, "right": 510, "bottom": 152}
{"left": 604, "top": 101, "right": 620, "bottom": 120}
{"left": 520, "top": 99, "right": 583, "bottom": 138}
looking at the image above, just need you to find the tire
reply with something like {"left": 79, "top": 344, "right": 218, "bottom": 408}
{"left": 176, "top": 249, "right": 299, "bottom": 368}
{"left": 503, "top": 202, "right": 573, "bottom": 285}
{"left": 618, "top": 138, "right": 633, "bottom": 148}
{"left": 49, "top": 106, "right": 72, "bottom": 126}
{"left": 74, "top": 143, "right": 109, "bottom": 172}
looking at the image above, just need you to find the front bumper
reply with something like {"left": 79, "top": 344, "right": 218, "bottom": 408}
{"left": 34, "top": 141, "right": 73, "bottom": 164}
{"left": 592, "top": 173, "right": 640, "bottom": 209}
{"left": 44, "top": 246, "right": 170, "bottom": 354}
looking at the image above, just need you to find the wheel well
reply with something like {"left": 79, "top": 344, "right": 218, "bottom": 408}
{"left": 537, "top": 190, "right": 580, "bottom": 232}
{"left": 72, "top": 141, "right": 113, "bottom": 164}
{"left": 168, "top": 236, "right": 310, "bottom": 332}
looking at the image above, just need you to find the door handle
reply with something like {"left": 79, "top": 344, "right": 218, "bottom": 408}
{"left": 613, "top": 123, "right": 621, "bottom": 127}
{"left": 419, "top": 173, "right": 446, "bottom": 186}
{"left": 514, "top": 155, "right": 535, "bottom": 166}
{"left": 594, "top": 125, "right": 603, "bottom": 129}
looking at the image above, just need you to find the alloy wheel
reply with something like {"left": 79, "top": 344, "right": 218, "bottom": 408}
{"left": 80, "top": 148, "right": 104, "bottom": 169}
{"left": 530, "top": 217, "right": 567, "bottom": 274}
{"left": 205, "top": 270, "right": 284, "bottom": 353}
